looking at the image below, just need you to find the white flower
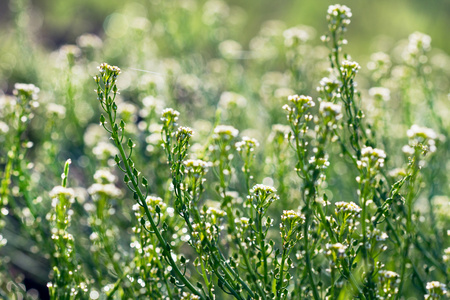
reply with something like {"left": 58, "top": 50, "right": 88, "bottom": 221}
{"left": 235, "top": 137, "right": 259, "bottom": 152}
{"left": 213, "top": 125, "right": 239, "bottom": 140}
{"left": 50, "top": 186, "right": 75, "bottom": 201}
{"left": 288, "top": 94, "right": 315, "bottom": 109}
{"left": 13, "top": 83, "right": 40, "bottom": 100}
{"left": 76, "top": 33, "right": 103, "bottom": 49}
{"left": 250, "top": 184, "right": 277, "bottom": 195}
{"left": 0, "top": 121, "right": 9, "bottom": 134}
{"left": 283, "top": 25, "right": 315, "bottom": 47}
{"left": 406, "top": 125, "right": 439, "bottom": 153}
{"left": 369, "top": 87, "right": 390, "bottom": 101}
{"left": 47, "top": 103, "right": 67, "bottom": 118}
{"left": 161, "top": 108, "right": 180, "bottom": 124}
{"left": 319, "top": 101, "right": 342, "bottom": 121}
{"left": 359, "top": 146, "right": 386, "bottom": 169}
{"left": 93, "top": 141, "right": 118, "bottom": 160}
{"left": 335, "top": 201, "right": 362, "bottom": 214}
{"left": 184, "top": 159, "right": 212, "bottom": 177}
{"left": 88, "top": 183, "right": 122, "bottom": 198}
{"left": 425, "top": 281, "right": 447, "bottom": 298}
{"left": 326, "top": 242, "right": 347, "bottom": 258}
{"left": 379, "top": 270, "right": 399, "bottom": 279}
{"left": 281, "top": 210, "right": 305, "bottom": 222}
{"left": 341, "top": 60, "right": 360, "bottom": 74}
{"left": 93, "top": 169, "right": 116, "bottom": 184}
{"left": 219, "top": 40, "right": 242, "bottom": 59}
{"left": 219, "top": 91, "right": 247, "bottom": 109}
{"left": 407, "top": 125, "right": 437, "bottom": 140}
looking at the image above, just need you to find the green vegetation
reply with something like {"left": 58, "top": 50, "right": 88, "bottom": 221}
{"left": 0, "top": 1, "right": 449, "bottom": 299}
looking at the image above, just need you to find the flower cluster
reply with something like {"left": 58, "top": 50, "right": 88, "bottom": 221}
{"left": 378, "top": 270, "right": 400, "bottom": 299}
{"left": 335, "top": 201, "right": 361, "bottom": 215}
{"left": 95, "top": 63, "right": 121, "bottom": 96}
{"left": 88, "top": 183, "right": 122, "bottom": 199}
{"left": 319, "top": 101, "right": 342, "bottom": 126}
{"left": 97, "top": 63, "right": 121, "bottom": 77}
{"left": 250, "top": 184, "right": 277, "bottom": 196}
{"left": 161, "top": 108, "right": 180, "bottom": 130}
{"left": 326, "top": 4, "right": 352, "bottom": 33}
{"left": 249, "top": 184, "right": 277, "bottom": 209}
{"left": 283, "top": 26, "right": 314, "bottom": 47}
{"left": 212, "top": 125, "right": 239, "bottom": 141}
{"left": 205, "top": 206, "right": 226, "bottom": 222}
{"left": 287, "top": 94, "right": 315, "bottom": 110}
{"left": 92, "top": 141, "right": 118, "bottom": 161}
{"left": 425, "top": 281, "right": 447, "bottom": 300}
{"left": 403, "top": 32, "right": 432, "bottom": 66}
{"left": 49, "top": 186, "right": 75, "bottom": 203}
{"left": 368, "top": 228, "right": 389, "bottom": 242}
{"left": 13, "top": 83, "right": 40, "bottom": 101}
{"left": 283, "top": 95, "right": 315, "bottom": 127}
{"left": 280, "top": 210, "right": 304, "bottom": 248}
{"left": 358, "top": 146, "right": 386, "bottom": 170}
{"left": 334, "top": 201, "right": 360, "bottom": 234}
{"left": 317, "top": 77, "right": 340, "bottom": 101}
{"left": 369, "top": 87, "right": 391, "bottom": 102}
{"left": 235, "top": 136, "right": 259, "bottom": 153}
{"left": 326, "top": 242, "right": 347, "bottom": 259}
{"left": 404, "top": 124, "right": 438, "bottom": 155}
{"left": 281, "top": 210, "right": 305, "bottom": 222}
{"left": 268, "top": 124, "right": 291, "bottom": 144}
{"left": 183, "top": 159, "right": 211, "bottom": 178}
{"left": 340, "top": 60, "right": 360, "bottom": 79}
{"left": 367, "top": 51, "right": 392, "bottom": 81}
{"left": 133, "top": 195, "right": 167, "bottom": 217}
{"left": 176, "top": 126, "right": 194, "bottom": 140}
{"left": 93, "top": 169, "right": 116, "bottom": 184}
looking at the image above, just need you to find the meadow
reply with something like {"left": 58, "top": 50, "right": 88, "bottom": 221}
{"left": 0, "top": 1, "right": 449, "bottom": 299}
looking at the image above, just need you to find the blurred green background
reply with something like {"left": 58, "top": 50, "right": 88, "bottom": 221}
{"left": 0, "top": 0, "right": 449, "bottom": 70}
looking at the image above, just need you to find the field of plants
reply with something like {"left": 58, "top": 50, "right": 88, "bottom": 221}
{"left": 0, "top": 0, "right": 449, "bottom": 299}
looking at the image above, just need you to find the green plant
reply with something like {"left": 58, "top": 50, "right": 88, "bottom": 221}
{"left": 0, "top": 2, "right": 448, "bottom": 299}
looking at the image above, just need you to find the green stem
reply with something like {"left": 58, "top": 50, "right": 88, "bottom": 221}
{"left": 107, "top": 110, "right": 205, "bottom": 299}
{"left": 257, "top": 210, "right": 269, "bottom": 288}
{"left": 238, "top": 241, "right": 266, "bottom": 299}
{"left": 276, "top": 247, "right": 288, "bottom": 300}
{"left": 396, "top": 157, "right": 419, "bottom": 299}
{"left": 304, "top": 200, "right": 320, "bottom": 300}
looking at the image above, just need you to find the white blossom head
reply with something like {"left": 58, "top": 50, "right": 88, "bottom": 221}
{"left": 369, "top": 87, "right": 390, "bottom": 102}
{"left": 406, "top": 125, "right": 439, "bottom": 154}
{"left": 213, "top": 125, "right": 239, "bottom": 141}
{"left": 326, "top": 4, "right": 352, "bottom": 32}
{"left": 13, "top": 83, "right": 40, "bottom": 101}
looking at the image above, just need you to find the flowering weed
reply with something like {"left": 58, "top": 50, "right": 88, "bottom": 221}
{"left": 0, "top": 2, "right": 448, "bottom": 300}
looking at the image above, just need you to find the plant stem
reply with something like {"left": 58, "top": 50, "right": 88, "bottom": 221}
{"left": 106, "top": 109, "right": 205, "bottom": 299}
